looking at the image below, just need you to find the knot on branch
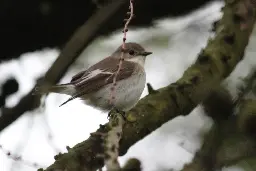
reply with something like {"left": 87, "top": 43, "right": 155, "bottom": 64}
{"left": 147, "top": 83, "right": 158, "bottom": 94}
{"left": 122, "top": 158, "right": 141, "bottom": 171}
{"left": 202, "top": 86, "right": 234, "bottom": 121}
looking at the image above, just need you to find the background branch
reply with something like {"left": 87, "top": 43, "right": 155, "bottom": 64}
{"left": 0, "top": 0, "right": 126, "bottom": 132}
{"left": 0, "top": 0, "right": 213, "bottom": 62}
{"left": 181, "top": 68, "right": 256, "bottom": 171}
{"left": 181, "top": 86, "right": 234, "bottom": 171}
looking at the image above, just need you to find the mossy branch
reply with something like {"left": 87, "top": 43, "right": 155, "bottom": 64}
{"left": 43, "top": 0, "right": 256, "bottom": 171}
{"left": 214, "top": 98, "right": 256, "bottom": 169}
{"left": 181, "top": 92, "right": 256, "bottom": 171}
{"left": 181, "top": 70, "right": 256, "bottom": 171}
{"left": 181, "top": 114, "right": 256, "bottom": 171}
{"left": 181, "top": 122, "right": 225, "bottom": 171}
{"left": 181, "top": 84, "right": 234, "bottom": 171}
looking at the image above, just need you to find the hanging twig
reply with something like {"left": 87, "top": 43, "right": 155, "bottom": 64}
{"left": 110, "top": 0, "right": 135, "bottom": 105}
{"left": 0, "top": 144, "right": 46, "bottom": 169}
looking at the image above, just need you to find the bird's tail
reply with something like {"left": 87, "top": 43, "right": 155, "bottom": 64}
{"left": 33, "top": 83, "right": 75, "bottom": 95}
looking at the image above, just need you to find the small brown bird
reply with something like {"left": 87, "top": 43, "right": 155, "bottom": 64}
{"left": 34, "top": 42, "right": 152, "bottom": 111}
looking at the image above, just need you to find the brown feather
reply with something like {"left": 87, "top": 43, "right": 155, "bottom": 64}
{"left": 70, "top": 57, "right": 136, "bottom": 94}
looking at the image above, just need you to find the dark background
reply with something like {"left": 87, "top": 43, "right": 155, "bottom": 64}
{"left": 0, "top": 0, "right": 216, "bottom": 62}
{"left": 0, "top": 0, "right": 216, "bottom": 108}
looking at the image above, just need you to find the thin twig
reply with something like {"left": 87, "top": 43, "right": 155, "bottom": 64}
{"left": 110, "top": 0, "right": 134, "bottom": 105}
{"left": 0, "top": 144, "right": 46, "bottom": 169}
{"left": 106, "top": 1, "right": 134, "bottom": 168}
{"left": 9, "top": 113, "right": 35, "bottom": 171}
{"left": 41, "top": 107, "right": 62, "bottom": 154}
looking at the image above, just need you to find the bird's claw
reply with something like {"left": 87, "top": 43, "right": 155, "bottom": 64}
{"left": 108, "top": 107, "right": 126, "bottom": 121}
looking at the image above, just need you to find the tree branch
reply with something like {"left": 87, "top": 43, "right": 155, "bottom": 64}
{"left": 181, "top": 113, "right": 256, "bottom": 171}
{"left": 0, "top": 0, "right": 126, "bottom": 132}
{"left": 215, "top": 100, "right": 256, "bottom": 169}
{"left": 43, "top": 0, "right": 256, "bottom": 171}
{"left": 181, "top": 68, "right": 256, "bottom": 171}
{"left": 181, "top": 85, "right": 234, "bottom": 171}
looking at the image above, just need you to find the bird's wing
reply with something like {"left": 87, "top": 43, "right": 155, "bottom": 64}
{"left": 70, "top": 57, "right": 136, "bottom": 93}
{"left": 58, "top": 57, "right": 136, "bottom": 107}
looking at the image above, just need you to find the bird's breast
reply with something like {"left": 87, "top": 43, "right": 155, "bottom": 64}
{"left": 85, "top": 68, "right": 146, "bottom": 111}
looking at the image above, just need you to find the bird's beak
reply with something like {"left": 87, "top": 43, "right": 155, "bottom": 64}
{"left": 140, "top": 51, "right": 152, "bottom": 56}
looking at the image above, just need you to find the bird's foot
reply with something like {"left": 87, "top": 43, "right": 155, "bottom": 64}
{"left": 108, "top": 107, "right": 126, "bottom": 121}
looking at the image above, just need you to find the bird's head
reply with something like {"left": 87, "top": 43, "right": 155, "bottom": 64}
{"left": 112, "top": 42, "right": 152, "bottom": 66}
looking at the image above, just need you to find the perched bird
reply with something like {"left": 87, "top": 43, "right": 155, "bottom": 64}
{"left": 34, "top": 42, "right": 152, "bottom": 112}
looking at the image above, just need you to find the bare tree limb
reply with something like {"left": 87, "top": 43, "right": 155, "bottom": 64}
{"left": 213, "top": 99, "right": 256, "bottom": 169}
{"left": 181, "top": 114, "right": 256, "bottom": 171}
{"left": 43, "top": 1, "right": 256, "bottom": 171}
{"left": 0, "top": 0, "right": 126, "bottom": 132}
{"left": 181, "top": 67, "right": 256, "bottom": 171}
{"left": 182, "top": 86, "right": 234, "bottom": 171}
{"left": 181, "top": 122, "right": 225, "bottom": 171}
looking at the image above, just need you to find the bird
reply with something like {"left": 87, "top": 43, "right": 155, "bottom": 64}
{"left": 34, "top": 42, "right": 152, "bottom": 112}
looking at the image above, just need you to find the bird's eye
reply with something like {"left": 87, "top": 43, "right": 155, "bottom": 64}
{"left": 129, "top": 50, "right": 135, "bottom": 55}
